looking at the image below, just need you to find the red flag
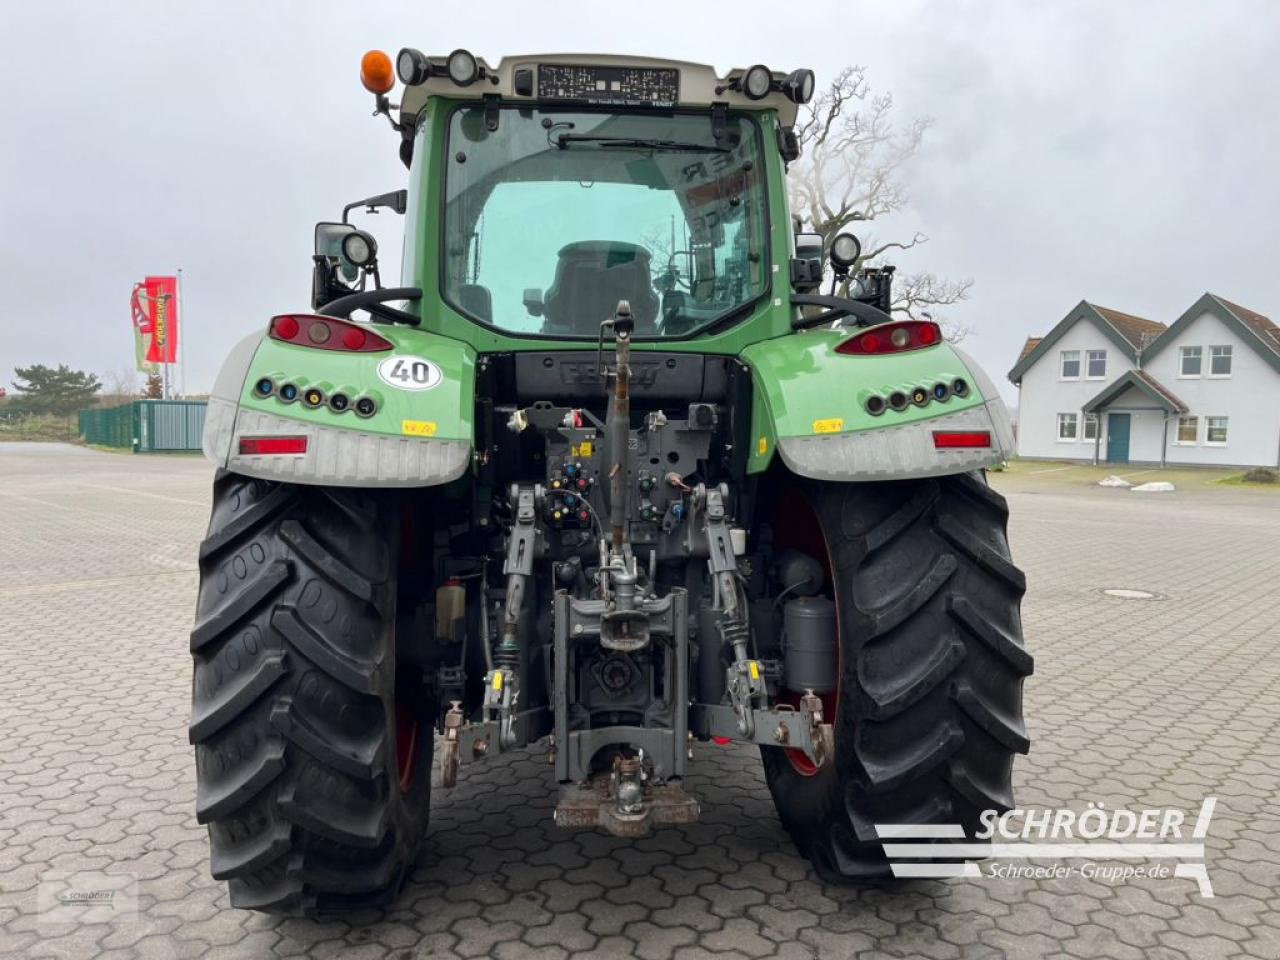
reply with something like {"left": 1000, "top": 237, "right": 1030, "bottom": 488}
{"left": 136, "top": 276, "right": 179, "bottom": 364}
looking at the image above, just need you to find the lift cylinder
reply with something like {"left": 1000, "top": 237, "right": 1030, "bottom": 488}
{"left": 783, "top": 596, "right": 837, "bottom": 693}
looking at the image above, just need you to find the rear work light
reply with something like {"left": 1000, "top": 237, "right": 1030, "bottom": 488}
{"left": 238, "top": 436, "right": 308, "bottom": 456}
{"left": 932, "top": 431, "right": 991, "bottom": 449}
{"left": 268, "top": 315, "right": 393, "bottom": 352}
{"left": 835, "top": 320, "right": 942, "bottom": 356}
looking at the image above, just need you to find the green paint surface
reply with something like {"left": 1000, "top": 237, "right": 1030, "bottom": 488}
{"left": 240, "top": 325, "right": 476, "bottom": 441}
{"left": 740, "top": 330, "right": 987, "bottom": 473}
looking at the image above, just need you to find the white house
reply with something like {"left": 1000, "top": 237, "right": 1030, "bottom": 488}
{"left": 1008, "top": 293, "right": 1280, "bottom": 467}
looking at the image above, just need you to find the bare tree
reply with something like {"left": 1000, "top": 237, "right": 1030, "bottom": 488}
{"left": 789, "top": 67, "right": 972, "bottom": 338}
{"left": 101, "top": 366, "right": 142, "bottom": 405}
{"left": 891, "top": 273, "right": 974, "bottom": 342}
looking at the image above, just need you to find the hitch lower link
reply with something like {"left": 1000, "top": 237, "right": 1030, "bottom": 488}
{"left": 797, "top": 689, "right": 834, "bottom": 769}
{"left": 437, "top": 671, "right": 517, "bottom": 791}
{"left": 726, "top": 657, "right": 767, "bottom": 739}
{"left": 692, "top": 691, "right": 832, "bottom": 770}
{"left": 483, "top": 666, "right": 519, "bottom": 750}
{"left": 698, "top": 483, "right": 766, "bottom": 739}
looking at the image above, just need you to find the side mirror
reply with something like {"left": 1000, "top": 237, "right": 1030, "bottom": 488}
{"left": 794, "top": 232, "right": 823, "bottom": 261}
{"left": 791, "top": 232, "right": 825, "bottom": 293}
{"left": 523, "top": 287, "right": 544, "bottom": 317}
{"left": 315, "top": 222, "right": 360, "bottom": 283}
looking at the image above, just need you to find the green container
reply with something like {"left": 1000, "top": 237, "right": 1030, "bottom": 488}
{"left": 78, "top": 400, "right": 206, "bottom": 452}
{"left": 78, "top": 405, "right": 133, "bottom": 447}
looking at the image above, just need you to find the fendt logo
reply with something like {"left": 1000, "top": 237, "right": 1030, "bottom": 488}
{"left": 558, "top": 360, "right": 667, "bottom": 387}
{"left": 875, "top": 797, "right": 1217, "bottom": 897}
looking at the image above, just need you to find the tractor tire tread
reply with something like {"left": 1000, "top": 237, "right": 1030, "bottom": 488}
{"left": 190, "top": 475, "right": 430, "bottom": 916}
{"left": 763, "top": 471, "right": 1031, "bottom": 883}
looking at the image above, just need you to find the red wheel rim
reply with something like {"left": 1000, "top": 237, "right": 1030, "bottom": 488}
{"left": 395, "top": 703, "right": 419, "bottom": 793}
{"left": 772, "top": 487, "right": 840, "bottom": 778}
{"left": 788, "top": 740, "right": 820, "bottom": 776}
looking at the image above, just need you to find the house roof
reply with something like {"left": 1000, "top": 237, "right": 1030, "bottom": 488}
{"left": 1140, "top": 293, "right": 1280, "bottom": 374}
{"left": 1007, "top": 301, "right": 1167, "bottom": 384}
{"left": 1082, "top": 370, "right": 1187, "bottom": 414}
{"left": 1215, "top": 296, "right": 1280, "bottom": 350}
{"left": 1091, "top": 306, "right": 1168, "bottom": 351}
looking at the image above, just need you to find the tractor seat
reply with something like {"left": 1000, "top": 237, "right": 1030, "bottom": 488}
{"left": 541, "top": 241, "right": 659, "bottom": 335}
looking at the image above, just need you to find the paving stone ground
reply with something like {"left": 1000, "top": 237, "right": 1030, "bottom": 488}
{"left": 1, "top": 443, "right": 1278, "bottom": 959}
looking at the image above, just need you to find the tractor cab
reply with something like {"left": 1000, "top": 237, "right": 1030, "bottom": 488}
{"left": 313, "top": 51, "right": 827, "bottom": 345}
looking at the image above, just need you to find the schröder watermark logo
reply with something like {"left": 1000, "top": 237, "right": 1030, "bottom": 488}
{"left": 38, "top": 871, "right": 139, "bottom": 924}
{"left": 876, "top": 797, "right": 1217, "bottom": 897}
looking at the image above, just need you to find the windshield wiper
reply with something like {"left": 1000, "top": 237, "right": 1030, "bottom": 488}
{"left": 556, "top": 134, "right": 729, "bottom": 153}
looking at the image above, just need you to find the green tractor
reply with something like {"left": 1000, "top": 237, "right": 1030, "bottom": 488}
{"left": 191, "top": 48, "right": 1031, "bottom": 915}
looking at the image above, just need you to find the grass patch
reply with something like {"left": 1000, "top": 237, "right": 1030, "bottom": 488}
{"left": 0, "top": 414, "right": 80, "bottom": 443}
{"left": 996, "top": 459, "right": 1247, "bottom": 490}
{"left": 1214, "top": 471, "right": 1280, "bottom": 492}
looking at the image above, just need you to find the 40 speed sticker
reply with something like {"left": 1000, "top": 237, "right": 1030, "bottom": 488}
{"left": 377, "top": 355, "right": 443, "bottom": 391}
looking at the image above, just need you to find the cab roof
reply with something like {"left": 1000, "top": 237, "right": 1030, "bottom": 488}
{"left": 397, "top": 53, "right": 802, "bottom": 127}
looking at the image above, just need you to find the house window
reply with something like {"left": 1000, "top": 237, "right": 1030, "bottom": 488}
{"left": 1205, "top": 417, "right": 1229, "bottom": 445}
{"left": 1083, "top": 413, "right": 1098, "bottom": 440}
{"left": 1057, "top": 413, "right": 1078, "bottom": 440}
{"left": 1179, "top": 346, "right": 1202, "bottom": 377}
{"left": 1209, "top": 345, "right": 1233, "bottom": 376}
{"left": 1086, "top": 350, "right": 1107, "bottom": 378}
{"left": 1175, "top": 416, "right": 1198, "bottom": 444}
{"left": 1060, "top": 350, "right": 1080, "bottom": 379}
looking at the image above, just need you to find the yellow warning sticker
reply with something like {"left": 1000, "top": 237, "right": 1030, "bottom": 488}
{"left": 812, "top": 418, "right": 845, "bottom": 434}
{"left": 402, "top": 420, "right": 438, "bottom": 437}
{"left": 757, "top": 436, "right": 768, "bottom": 456}
{"left": 492, "top": 672, "right": 504, "bottom": 692}
{"left": 573, "top": 441, "right": 594, "bottom": 457}
{"left": 749, "top": 661, "right": 761, "bottom": 681}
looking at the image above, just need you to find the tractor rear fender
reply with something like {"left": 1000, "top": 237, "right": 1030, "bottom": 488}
{"left": 740, "top": 330, "right": 1013, "bottom": 480}
{"left": 202, "top": 323, "right": 475, "bottom": 487}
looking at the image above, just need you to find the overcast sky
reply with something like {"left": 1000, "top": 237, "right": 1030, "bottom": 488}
{"left": 2, "top": 0, "right": 1277, "bottom": 404}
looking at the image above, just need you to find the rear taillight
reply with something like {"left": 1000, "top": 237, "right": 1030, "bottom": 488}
{"left": 835, "top": 320, "right": 942, "bottom": 356}
{"left": 268, "top": 314, "right": 392, "bottom": 352}
{"left": 239, "top": 436, "right": 308, "bottom": 455}
{"left": 932, "top": 431, "right": 991, "bottom": 449}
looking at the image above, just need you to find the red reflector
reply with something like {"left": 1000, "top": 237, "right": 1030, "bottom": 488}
{"left": 712, "top": 736, "right": 732, "bottom": 746}
{"left": 239, "top": 436, "right": 308, "bottom": 455}
{"left": 273, "top": 316, "right": 300, "bottom": 340}
{"left": 932, "top": 431, "right": 991, "bottom": 449}
{"left": 342, "top": 327, "right": 367, "bottom": 350}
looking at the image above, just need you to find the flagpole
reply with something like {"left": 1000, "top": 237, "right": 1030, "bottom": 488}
{"left": 177, "top": 267, "right": 185, "bottom": 399}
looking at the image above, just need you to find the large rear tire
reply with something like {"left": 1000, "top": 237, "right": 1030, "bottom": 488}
{"left": 189, "top": 472, "right": 432, "bottom": 915}
{"left": 762, "top": 471, "right": 1032, "bottom": 879}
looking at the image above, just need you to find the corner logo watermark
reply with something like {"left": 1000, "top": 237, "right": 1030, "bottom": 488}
{"left": 38, "top": 871, "right": 139, "bottom": 924}
{"left": 876, "top": 797, "right": 1216, "bottom": 897}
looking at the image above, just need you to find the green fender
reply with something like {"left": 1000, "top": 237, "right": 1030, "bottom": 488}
{"left": 203, "top": 322, "right": 476, "bottom": 487}
{"left": 739, "top": 329, "right": 1014, "bottom": 481}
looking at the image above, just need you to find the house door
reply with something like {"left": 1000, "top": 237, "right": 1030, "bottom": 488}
{"left": 1106, "top": 413, "right": 1131, "bottom": 464}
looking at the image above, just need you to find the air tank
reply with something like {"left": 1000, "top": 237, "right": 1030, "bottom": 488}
{"left": 783, "top": 596, "right": 837, "bottom": 693}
